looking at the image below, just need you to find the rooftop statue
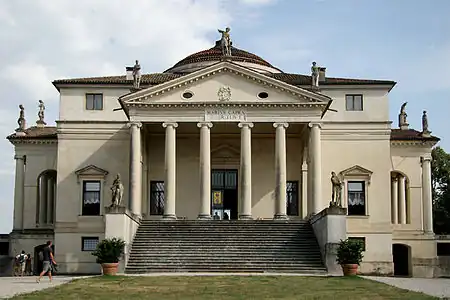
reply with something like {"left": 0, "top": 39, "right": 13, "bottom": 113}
{"left": 311, "top": 61, "right": 320, "bottom": 88}
{"left": 422, "top": 110, "right": 431, "bottom": 137}
{"left": 37, "top": 100, "right": 46, "bottom": 127}
{"left": 132, "top": 60, "right": 141, "bottom": 89}
{"left": 399, "top": 102, "right": 409, "bottom": 130}
{"left": 15, "top": 104, "right": 26, "bottom": 133}
{"left": 218, "top": 27, "right": 232, "bottom": 56}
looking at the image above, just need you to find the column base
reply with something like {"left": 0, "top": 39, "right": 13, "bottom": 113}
{"left": 239, "top": 215, "right": 253, "bottom": 220}
{"left": 273, "top": 214, "right": 289, "bottom": 220}
{"left": 197, "top": 214, "right": 211, "bottom": 220}
{"left": 162, "top": 214, "right": 177, "bottom": 220}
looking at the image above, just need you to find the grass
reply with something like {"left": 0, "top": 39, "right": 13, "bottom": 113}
{"left": 10, "top": 275, "right": 437, "bottom": 300}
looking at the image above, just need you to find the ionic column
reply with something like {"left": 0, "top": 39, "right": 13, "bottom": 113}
{"left": 301, "top": 146, "right": 308, "bottom": 218}
{"left": 46, "top": 177, "right": 54, "bottom": 224}
{"left": 13, "top": 155, "right": 25, "bottom": 230}
{"left": 422, "top": 155, "right": 433, "bottom": 233}
{"left": 238, "top": 122, "right": 253, "bottom": 219}
{"left": 163, "top": 122, "right": 178, "bottom": 219}
{"left": 197, "top": 122, "right": 213, "bottom": 219}
{"left": 391, "top": 177, "right": 398, "bottom": 224}
{"left": 274, "top": 123, "right": 289, "bottom": 219}
{"left": 309, "top": 122, "right": 322, "bottom": 214}
{"left": 128, "top": 121, "right": 142, "bottom": 215}
{"left": 398, "top": 176, "right": 406, "bottom": 224}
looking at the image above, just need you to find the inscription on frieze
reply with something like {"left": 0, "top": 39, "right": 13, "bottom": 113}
{"left": 205, "top": 108, "right": 247, "bottom": 122}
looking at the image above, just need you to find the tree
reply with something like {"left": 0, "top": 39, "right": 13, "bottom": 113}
{"left": 432, "top": 146, "right": 450, "bottom": 234}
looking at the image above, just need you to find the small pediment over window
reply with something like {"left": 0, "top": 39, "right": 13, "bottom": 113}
{"left": 75, "top": 165, "right": 109, "bottom": 181}
{"left": 211, "top": 144, "right": 240, "bottom": 164}
{"left": 339, "top": 165, "right": 373, "bottom": 183}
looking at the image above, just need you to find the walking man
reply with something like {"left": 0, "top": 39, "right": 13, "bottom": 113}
{"left": 15, "top": 251, "right": 28, "bottom": 277}
{"left": 36, "top": 241, "right": 56, "bottom": 283}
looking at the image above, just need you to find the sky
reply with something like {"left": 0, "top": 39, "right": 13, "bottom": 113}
{"left": 0, "top": 0, "right": 449, "bottom": 233}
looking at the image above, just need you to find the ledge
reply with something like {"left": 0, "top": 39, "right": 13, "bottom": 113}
{"left": 104, "top": 206, "right": 141, "bottom": 224}
{"left": 310, "top": 206, "right": 347, "bottom": 225}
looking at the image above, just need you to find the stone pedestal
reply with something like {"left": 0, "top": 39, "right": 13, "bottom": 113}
{"left": 104, "top": 205, "right": 141, "bottom": 273}
{"left": 309, "top": 206, "right": 347, "bottom": 276}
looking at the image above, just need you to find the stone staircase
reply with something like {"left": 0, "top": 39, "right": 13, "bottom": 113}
{"left": 125, "top": 220, "right": 326, "bottom": 274}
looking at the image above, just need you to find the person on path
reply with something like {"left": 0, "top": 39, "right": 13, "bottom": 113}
{"left": 15, "top": 251, "right": 28, "bottom": 277}
{"left": 36, "top": 241, "right": 56, "bottom": 283}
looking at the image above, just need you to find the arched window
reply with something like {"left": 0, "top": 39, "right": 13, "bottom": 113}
{"left": 391, "top": 171, "right": 410, "bottom": 224}
{"left": 36, "top": 170, "right": 57, "bottom": 226}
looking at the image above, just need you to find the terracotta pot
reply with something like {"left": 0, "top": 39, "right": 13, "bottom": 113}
{"left": 101, "top": 263, "right": 119, "bottom": 276}
{"left": 341, "top": 264, "right": 358, "bottom": 276}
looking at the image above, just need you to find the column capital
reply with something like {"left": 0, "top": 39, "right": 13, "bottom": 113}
{"left": 238, "top": 122, "right": 254, "bottom": 129}
{"left": 127, "top": 121, "right": 142, "bottom": 129}
{"left": 308, "top": 122, "right": 322, "bottom": 129}
{"left": 197, "top": 122, "right": 213, "bottom": 129}
{"left": 14, "top": 154, "right": 24, "bottom": 160}
{"left": 162, "top": 122, "right": 178, "bottom": 128}
{"left": 421, "top": 153, "right": 432, "bottom": 162}
{"left": 273, "top": 122, "right": 289, "bottom": 129}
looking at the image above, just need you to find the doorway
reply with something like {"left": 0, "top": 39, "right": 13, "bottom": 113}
{"left": 33, "top": 244, "right": 55, "bottom": 275}
{"left": 211, "top": 169, "right": 238, "bottom": 220}
{"left": 392, "top": 244, "right": 411, "bottom": 277}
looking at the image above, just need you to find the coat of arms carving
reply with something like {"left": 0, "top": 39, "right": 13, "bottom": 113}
{"left": 217, "top": 86, "right": 232, "bottom": 101}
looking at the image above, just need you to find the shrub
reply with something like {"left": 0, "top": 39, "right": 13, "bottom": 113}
{"left": 92, "top": 238, "right": 126, "bottom": 264}
{"left": 336, "top": 239, "right": 364, "bottom": 265}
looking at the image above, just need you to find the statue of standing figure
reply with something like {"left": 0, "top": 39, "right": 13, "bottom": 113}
{"left": 398, "top": 102, "right": 408, "bottom": 129}
{"left": 330, "top": 171, "right": 342, "bottom": 207}
{"left": 110, "top": 174, "right": 124, "bottom": 207}
{"left": 132, "top": 60, "right": 141, "bottom": 89}
{"left": 422, "top": 110, "right": 431, "bottom": 136}
{"left": 218, "top": 27, "right": 232, "bottom": 56}
{"left": 16, "top": 104, "right": 26, "bottom": 132}
{"left": 37, "top": 100, "right": 46, "bottom": 126}
{"left": 311, "top": 62, "right": 320, "bottom": 88}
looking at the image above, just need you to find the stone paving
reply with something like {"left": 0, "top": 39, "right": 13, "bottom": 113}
{"left": 363, "top": 276, "right": 450, "bottom": 299}
{"left": 0, "top": 276, "right": 78, "bottom": 299}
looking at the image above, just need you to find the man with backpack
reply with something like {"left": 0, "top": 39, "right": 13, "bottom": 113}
{"left": 36, "top": 241, "right": 56, "bottom": 283}
{"left": 15, "top": 250, "right": 28, "bottom": 277}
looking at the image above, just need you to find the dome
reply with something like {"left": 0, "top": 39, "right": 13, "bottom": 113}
{"left": 164, "top": 40, "right": 282, "bottom": 74}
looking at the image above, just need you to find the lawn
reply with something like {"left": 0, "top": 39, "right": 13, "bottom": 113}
{"left": 10, "top": 275, "right": 436, "bottom": 300}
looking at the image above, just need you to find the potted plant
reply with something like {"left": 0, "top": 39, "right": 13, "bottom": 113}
{"left": 92, "top": 237, "right": 126, "bottom": 275}
{"left": 336, "top": 239, "right": 364, "bottom": 276}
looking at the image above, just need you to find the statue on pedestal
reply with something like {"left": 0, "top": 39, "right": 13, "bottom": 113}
{"left": 330, "top": 171, "right": 342, "bottom": 207}
{"left": 15, "top": 104, "right": 26, "bottom": 132}
{"left": 132, "top": 60, "right": 141, "bottom": 89}
{"left": 36, "top": 100, "right": 46, "bottom": 127}
{"left": 398, "top": 102, "right": 408, "bottom": 129}
{"left": 311, "top": 62, "right": 320, "bottom": 88}
{"left": 422, "top": 110, "right": 431, "bottom": 137}
{"left": 218, "top": 27, "right": 232, "bottom": 56}
{"left": 110, "top": 174, "right": 124, "bottom": 207}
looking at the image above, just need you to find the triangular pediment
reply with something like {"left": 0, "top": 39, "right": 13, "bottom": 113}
{"left": 119, "top": 61, "right": 331, "bottom": 106}
{"left": 339, "top": 165, "right": 373, "bottom": 181}
{"left": 211, "top": 144, "right": 240, "bottom": 159}
{"left": 75, "top": 164, "right": 109, "bottom": 177}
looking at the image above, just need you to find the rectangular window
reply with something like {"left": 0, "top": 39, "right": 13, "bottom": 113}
{"left": 150, "top": 181, "right": 164, "bottom": 215}
{"left": 286, "top": 181, "right": 299, "bottom": 216}
{"left": 82, "top": 181, "right": 101, "bottom": 216}
{"left": 347, "top": 181, "right": 366, "bottom": 215}
{"left": 0, "top": 241, "right": 8, "bottom": 255}
{"left": 345, "top": 94, "right": 363, "bottom": 111}
{"left": 437, "top": 243, "right": 450, "bottom": 256}
{"left": 81, "top": 237, "right": 99, "bottom": 251}
{"left": 348, "top": 237, "right": 366, "bottom": 251}
{"left": 86, "top": 94, "right": 103, "bottom": 110}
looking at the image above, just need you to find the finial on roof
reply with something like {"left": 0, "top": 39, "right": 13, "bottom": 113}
{"left": 15, "top": 104, "right": 26, "bottom": 134}
{"left": 132, "top": 60, "right": 142, "bottom": 90}
{"left": 398, "top": 102, "right": 409, "bottom": 130}
{"left": 218, "top": 27, "right": 232, "bottom": 56}
{"left": 36, "top": 100, "right": 46, "bottom": 128}
{"left": 421, "top": 110, "right": 431, "bottom": 137}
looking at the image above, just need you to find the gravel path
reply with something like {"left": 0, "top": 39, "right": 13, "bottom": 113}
{"left": 363, "top": 276, "right": 450, "bottom": 299}
{"left": 0, "top": 276, "right": 81, "bottom": 299}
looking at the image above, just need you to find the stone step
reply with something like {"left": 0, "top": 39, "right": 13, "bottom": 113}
{"left": 130, "top": 242, "right": 318, "bottom": 247}
{"left": 127, "top": 255, "right": 322, "bottom": 261}
{"left": 127, "top": 259, "right": 323, "bottom": 265}
{"left": 125, "top": 265, "right": 326, "bottom": 271}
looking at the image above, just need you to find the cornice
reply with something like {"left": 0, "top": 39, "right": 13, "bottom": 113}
{"left": 391, "top": 140, "right": 437, "bottom": 147}
{"left": 126, "top": 102, "right": 327, "bottom": 109}
{"left": 9, "top": 139, "right": 57, "bottom": 145}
